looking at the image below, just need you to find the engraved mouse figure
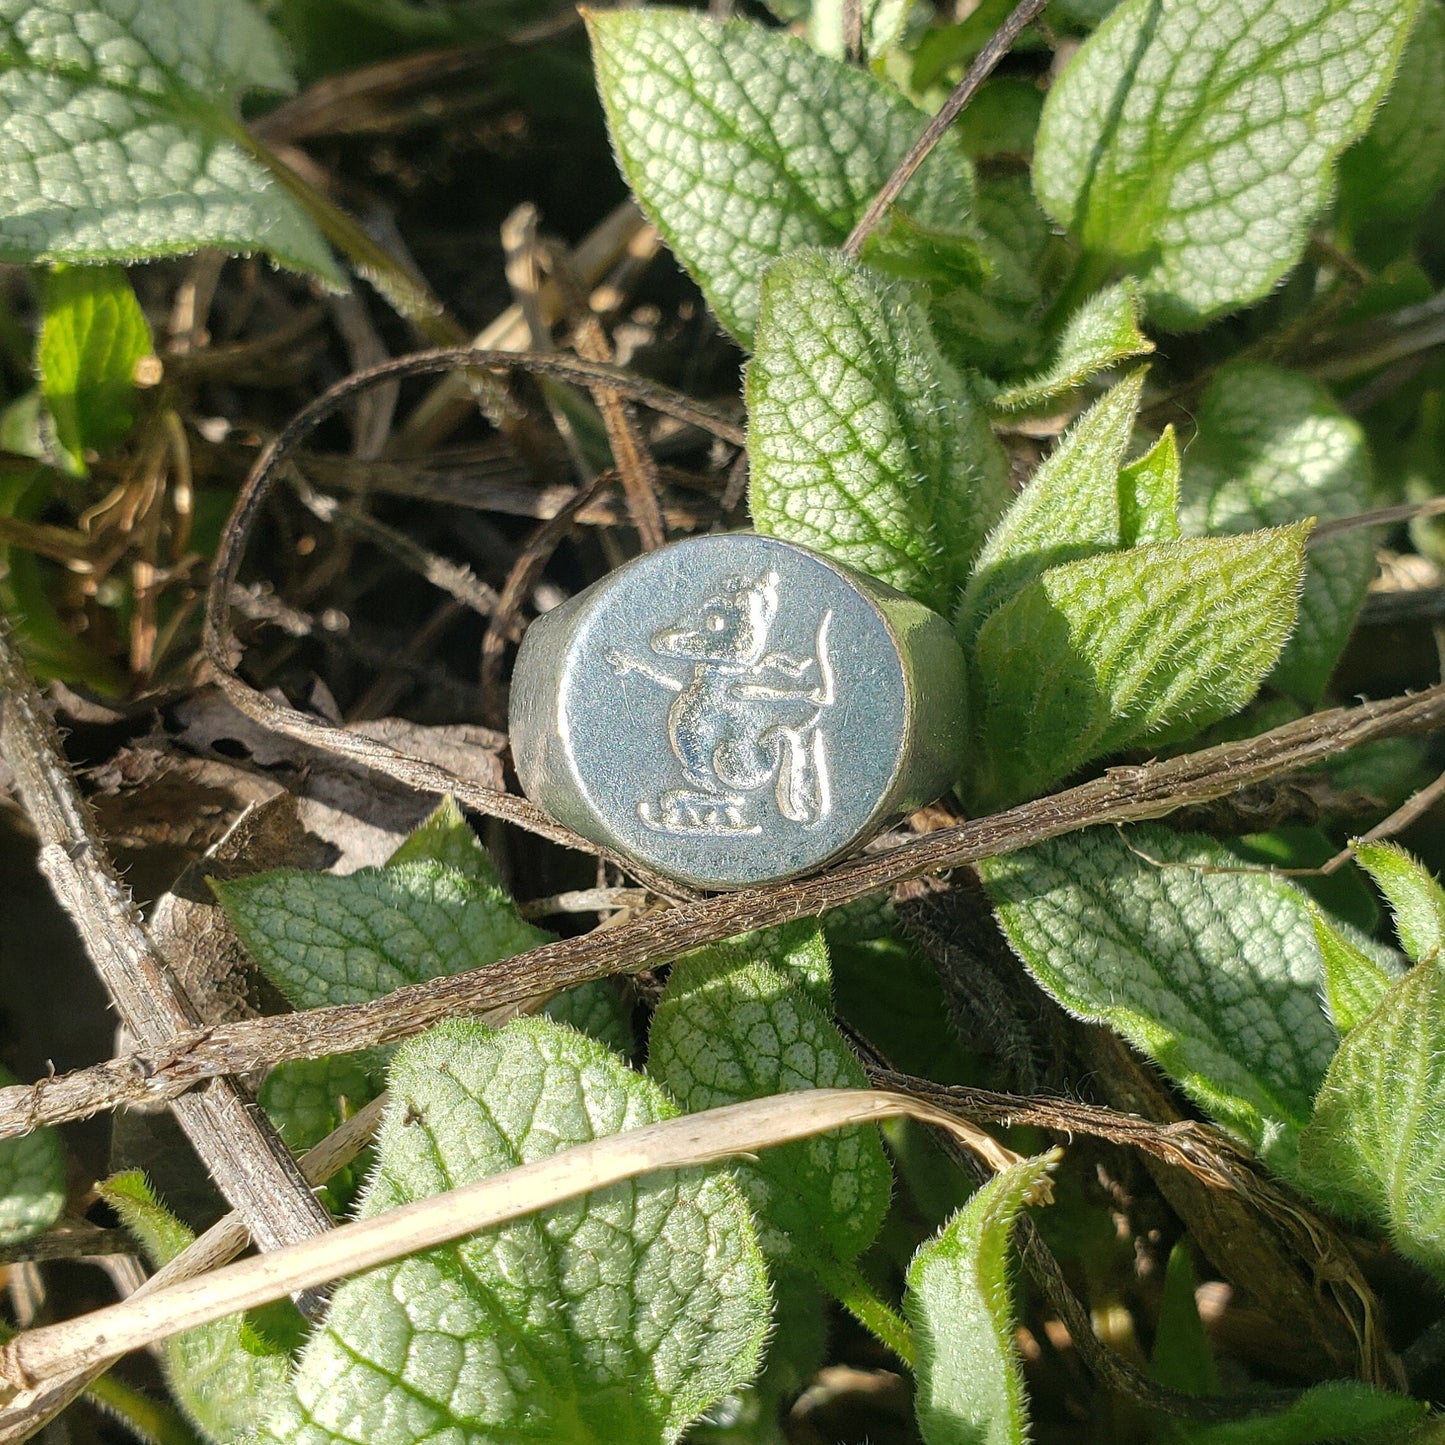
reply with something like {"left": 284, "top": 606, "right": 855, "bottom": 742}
{"left": 606, "top": 570, "right": 835, "bottom": 834}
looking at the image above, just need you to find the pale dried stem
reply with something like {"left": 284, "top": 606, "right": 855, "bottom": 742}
{"left": 0, "top": 1095, "right": 386, "bottom": 1443}
{"left": 0, "top": 1090, "right": 1017, "bottom": 1399}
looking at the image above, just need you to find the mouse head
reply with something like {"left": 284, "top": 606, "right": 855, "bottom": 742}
{"left": 651, "top": 571, "right": 780, "bottom": 664}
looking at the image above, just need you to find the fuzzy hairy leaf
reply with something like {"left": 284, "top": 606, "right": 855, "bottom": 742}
{"left": 1298, "top": 956, "right": 1445, "bottom": 1281}
{"left": 968, "top": 528, "right": 1306, "bottom": 809}
{"left": 0, "top": 1066, "right": 63, "bottom": 1246}
{"left": 215, "top": 823, "right": 548, "bottom": 1011}
{"left": 748, "top": 250, "right": 1009, "bottom": 613}
{"left": 1180, "top": 365, "right": 1374, "bottom": 702}
{"left": 261, "top": 1018, "right": 770, "bottom": 1445}
{"left": 1034, "top": 0, "right": 1421, "bottom": 328}
{"left": 647, "top": 931, "right": 891, "bottom": 1271}
{"left": 1353, "top": 840, "right": 1445, "bottom": 963}
{"left": 982, "top": 825, "right": 1339, "bottom": 1174}
{"left": 587, "top": 8, "right": 972, "bottom": 345}
{"left": 544, "top": 979, "right": 636, "bottom": 1058}
{"left": 1340, "top": 0, "right": 1445, "bottom": 225}
{"left": 383, "top": 795, "right": 502, "bottom": 883}
{"left": 37, "top": 266, "right": 152, "bottom": 475}
{"left": 960, "top": 370, "right": 1145, "bottom": 635}
{"left": 989, "top": 282, "right": 1152, "bottom": 412}
{"left": 1311, "top": 908, "right": 1404, "bottom": 1034}
{"left": 905, "top": 1153, "right": 1056, "bottom": 1445}
{"left": 0, "top": 0, "right": 341, "bottom": 278}
{"left": 1184, "top": 1383, "right": 1427, "bottom": 1444}
{"left": 102, "top": 1172, "right": 295, "bottom": 1444}
{"left": 1117, "top": 427, "right": 1181, "bottom": 547}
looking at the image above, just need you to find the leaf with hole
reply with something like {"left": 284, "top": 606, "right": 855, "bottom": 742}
{"left": 260, "top": 1017, "right": 770, "bottom": 1445}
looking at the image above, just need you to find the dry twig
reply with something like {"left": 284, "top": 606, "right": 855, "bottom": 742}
{"left": 3, "top": 680, "right": 1443, "bottom": 1137}
{"left": 0, "top": 616, "right": 333, "bottom": 1263}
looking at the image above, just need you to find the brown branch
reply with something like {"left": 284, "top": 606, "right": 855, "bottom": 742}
{"left": 0, "top": 617, "right": 334, "bottom": 1267}
{"left": 4, "top": 681, "right": 1443, "bottom": 1138}
{"left": 841, "top": 0, "right": 1051, "bottom": 257}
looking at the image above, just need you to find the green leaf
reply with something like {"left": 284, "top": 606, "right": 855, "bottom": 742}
{"left": 748, "top": 249, "right": 1009, "bottom": 614}
{"left": 586, "top": 8, "right": 972, "bottom": 346}
{"left": 544, "top": 979, "right": 636, "bottom": 1059}
{"left": 1182, "top": 1382, "right": 1427, "bottom": 1444}
{"left": 1353, "top": 840, "right": 1445, "bottom": 963}
{"left": 1180, "top": 364, "right": 1374, "bottom": 702}
{"left": 381, "top": 795, "right": 501, "bottom": 884}
{"left": 1150, "top": 1243, "right": 1219, "bottom": 1397}
{"left": 260, "top": 1055, "right": 378, "bottom": 1215}
{"left": 261, "top": 1017, "right": 770, "bottom": 1445}
{"left": 1340, "top": 0, "right": 1445, "bottom": 226}
{"left": 861, "top": 208, "right": 995, "bottom": 294}
{"left": 647, "top": 935, "right": 892, "bottom": 1273}
{"left": 1298, "top": 955, "right": 1445, "bottom": 1280}
{"left": 1311, "top": 907, "right": 1404, "bottom": 1034}
{"left": 215, "top": 859, "right": 549, "bottom": 1012}
{"left": 0, "top": 0, "right": 341, "bottom": 279}
{"left": 700, "top": 918, "right": 835, "bottom": 1014}
{"left": 960, "top": 369, "right": 1145, "bottom": 637}
{"left": 967, "top": 528, "right": 1307, "bottom": 809}
{"left": 101, "top": 1171, "right": 295, "bottom": 1445}
{"left": 1117, "top": 427, "right": 1181, "bottom": 547}
{"left": 1033, "top": 0, "right": 1422, "bottom": 329}
{"left": 981, "top": 825, "right": 1340, "bottom": 1174}
{"left": 989, "top": 282, "right": 1152, "bottom": 412}
{"left": 37, "top": 266, "right": 153, "bottom": 475}
{"left": 905, "top": 1153, "right": 1057, "bottom": 1445}
{"left": 0, "top": 1066, "right": 64, "bottom": 1246}
{"left": 689, "top": 1269, "right": 826, "bottom": 1445}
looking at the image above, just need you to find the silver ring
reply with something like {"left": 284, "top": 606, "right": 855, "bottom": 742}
{"left": 509, "top": 534, "right": 966, "bottom": 889}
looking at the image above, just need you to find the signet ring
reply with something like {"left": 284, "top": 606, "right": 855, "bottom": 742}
{"left": 509, "top": 534, "right": 966, "bottom": 890}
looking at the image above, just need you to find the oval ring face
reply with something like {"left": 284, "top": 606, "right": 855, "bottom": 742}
{"left": 510, "top": 534, "right": 965, "bottom": 890}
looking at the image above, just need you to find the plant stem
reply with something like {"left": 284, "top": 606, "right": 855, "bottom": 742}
{"left": 814, "top": 1256, "right": 916, "bottom": 1367}
{"left": 84, "top": 1372, "right": 205, "bottom": 1445}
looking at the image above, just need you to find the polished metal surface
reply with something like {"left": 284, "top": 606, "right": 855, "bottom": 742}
{"left": 510, "top": 534, "right": 966, "bottom": 890}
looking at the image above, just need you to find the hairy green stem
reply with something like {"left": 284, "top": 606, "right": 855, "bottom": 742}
{"left": 814, "top": 1256, "right": 916, "bottom": 1367}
